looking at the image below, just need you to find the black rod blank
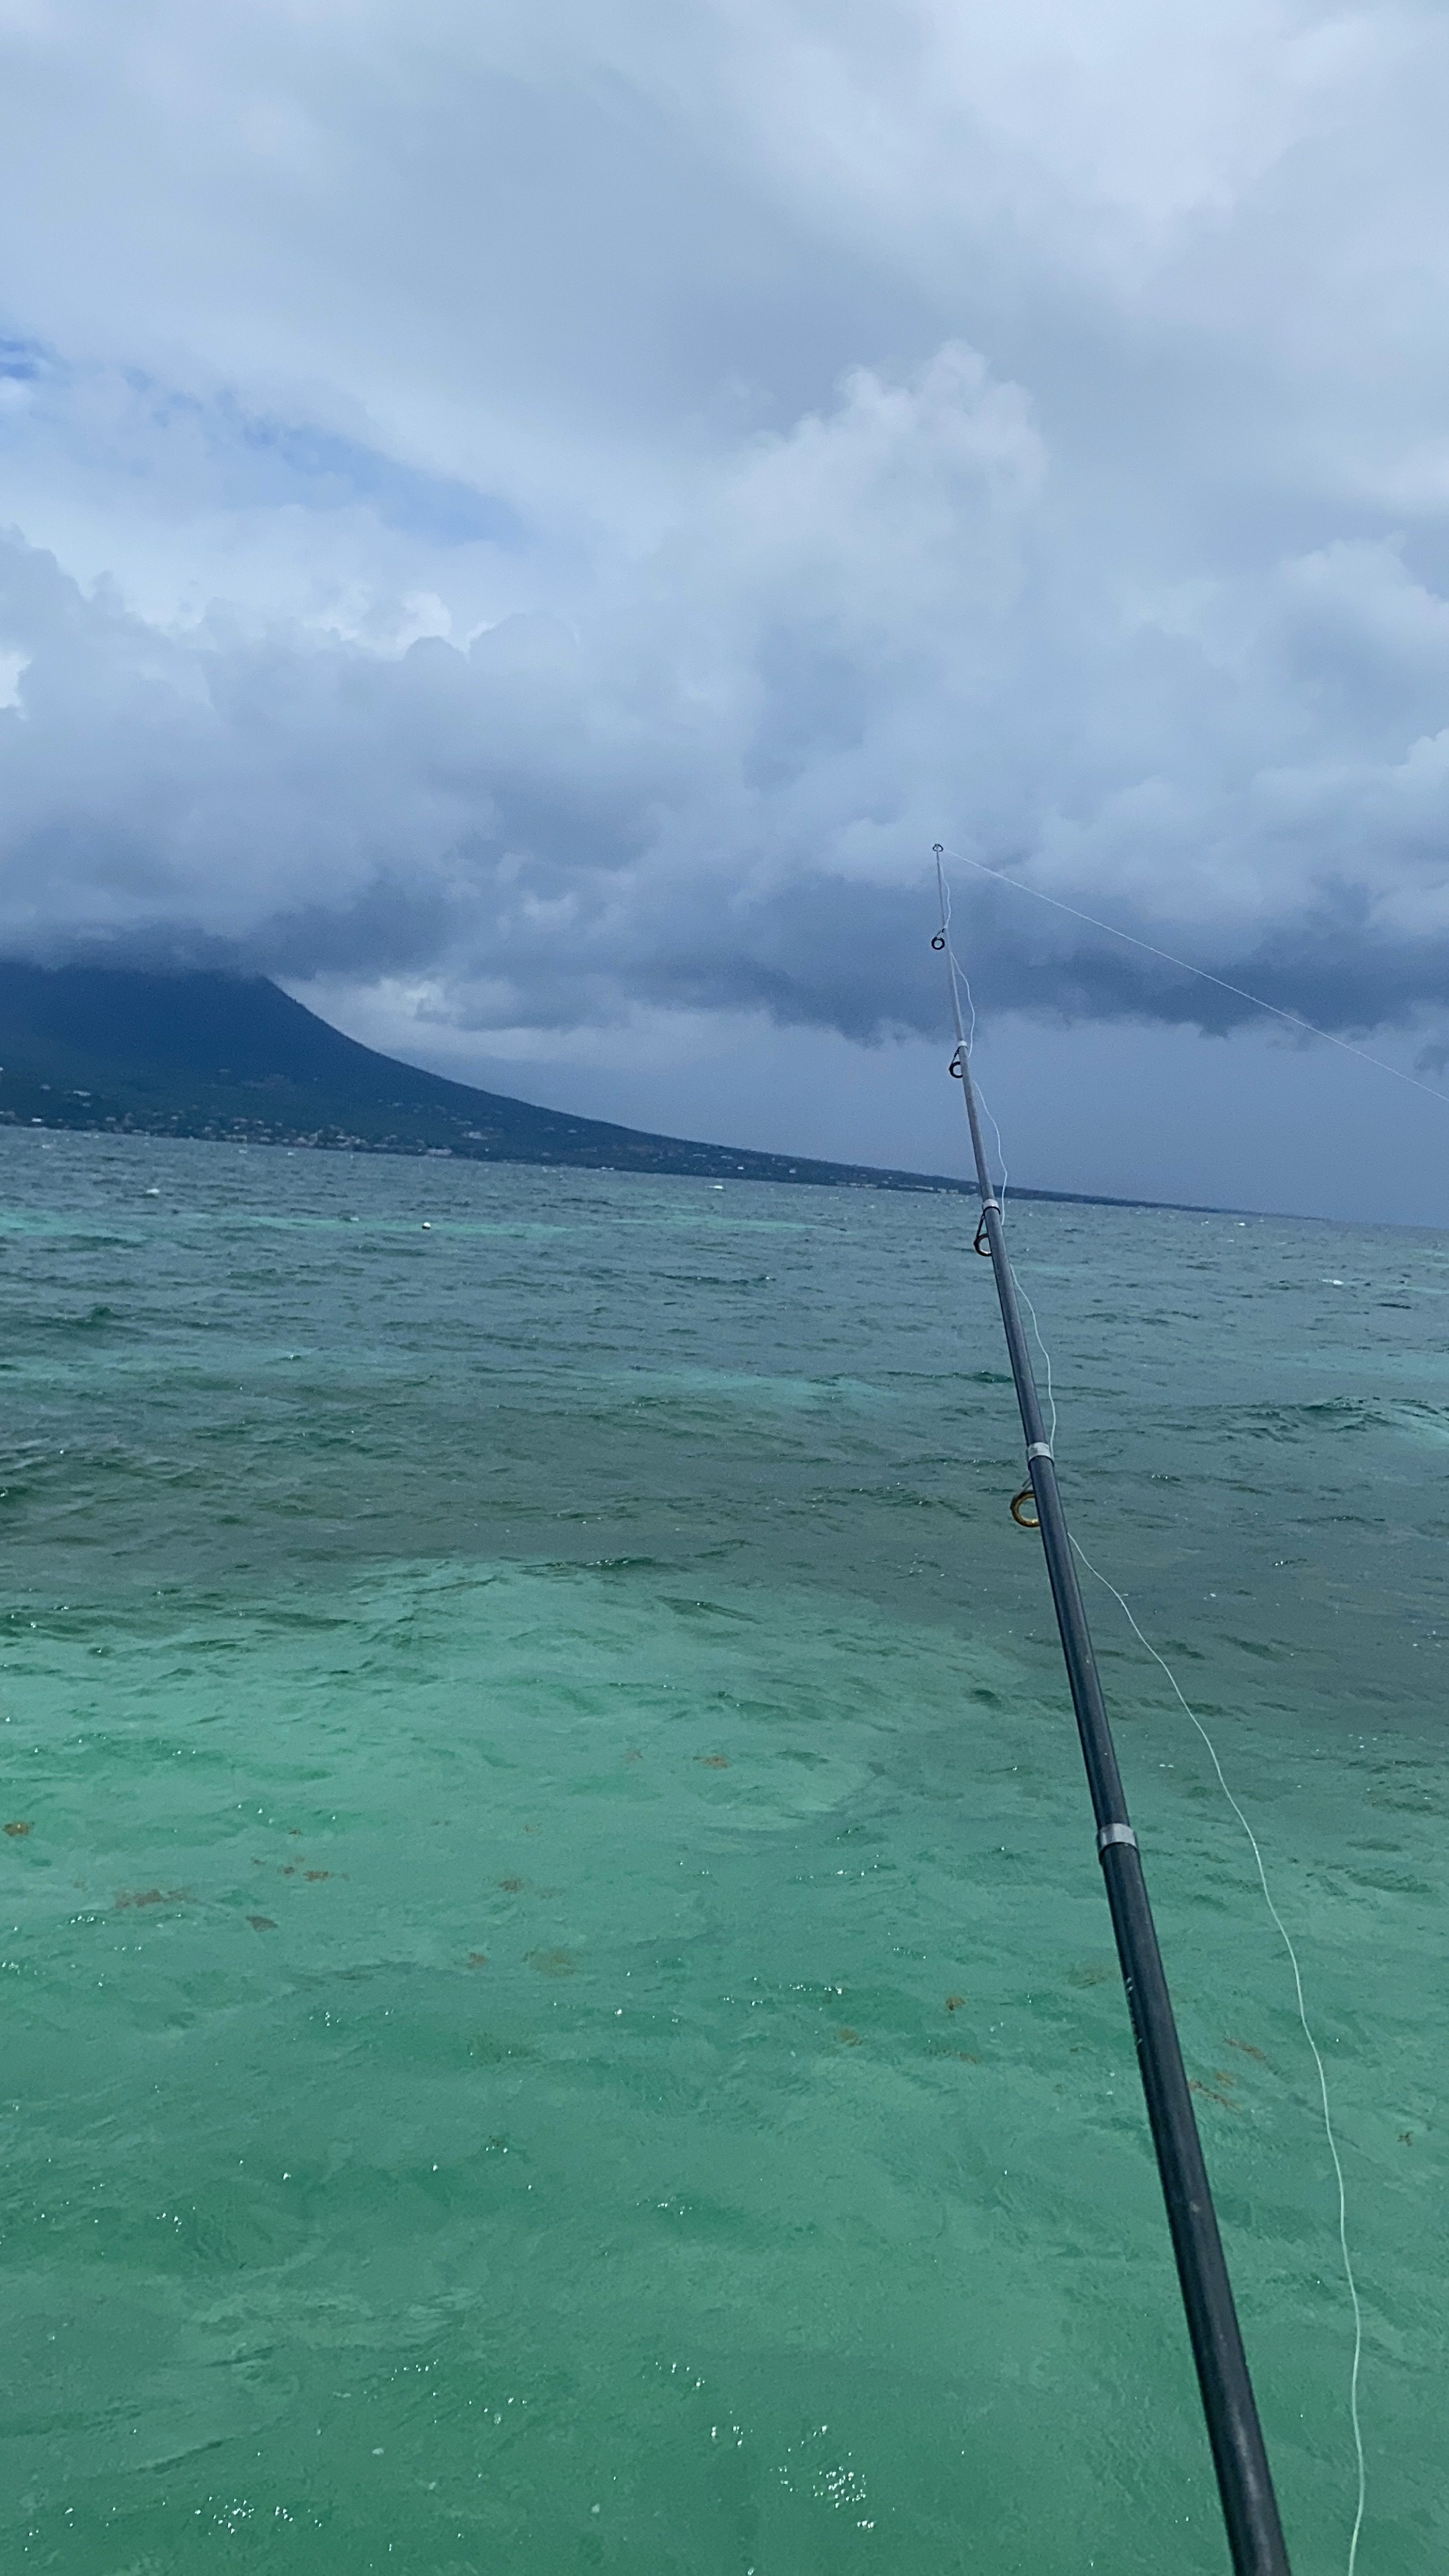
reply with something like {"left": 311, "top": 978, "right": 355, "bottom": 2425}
{"left": 938, "top": 915, "right": 1291, "bottom": 2574}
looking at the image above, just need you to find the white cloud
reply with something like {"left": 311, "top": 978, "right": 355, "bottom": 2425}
{"left": 1, "top": 0, "right": 1448, "bottom": 1089}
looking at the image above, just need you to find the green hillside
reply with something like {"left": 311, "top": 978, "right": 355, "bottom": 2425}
{"left": 0, "top": 962, "right": 1212, "bottom": 1209}
{"left": 0, "top": 963, "right": 979, "bottom": 1193}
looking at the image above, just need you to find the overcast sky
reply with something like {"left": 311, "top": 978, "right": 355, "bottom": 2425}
{"left": 3, "top": 0, "right": 1449, "bottom": 1221}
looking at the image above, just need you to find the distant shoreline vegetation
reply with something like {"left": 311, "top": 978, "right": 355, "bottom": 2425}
{"left": 0, "top": 960, "right": 1210, "bottom": 1212}
{"left": 0, "top": 1059, "right": 976, "bottom": 1191}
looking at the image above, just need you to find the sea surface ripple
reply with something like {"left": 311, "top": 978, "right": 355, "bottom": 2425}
{"left": 1, "top": 1131, "right": 1444, "bottom": 2573}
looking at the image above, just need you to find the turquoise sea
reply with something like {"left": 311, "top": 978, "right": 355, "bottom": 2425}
{"left": 1, "top": 1129, "right": 1444, "bottom": 2575}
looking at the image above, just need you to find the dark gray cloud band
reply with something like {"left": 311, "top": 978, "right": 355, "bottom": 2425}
{"left": 4, "top": 393, "right": 1449, "bottom": 1055}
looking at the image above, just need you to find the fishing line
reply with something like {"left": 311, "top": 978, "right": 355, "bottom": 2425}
{"left": 933, "top": 853, "right": 1364, "bottom": 2573}
{"left": 935, "top": 863, "right": 1293, "bottom": 2573}
{"left": 936, "top": 841, "right": 1449, "bottom": 1114}
{"left": 1069, "top": 1528, "right": 1366, "bottom": 2576}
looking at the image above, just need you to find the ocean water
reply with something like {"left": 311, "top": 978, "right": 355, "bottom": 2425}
{"left": 1, "top": 1128, "right": 1445, "bottom": 2576}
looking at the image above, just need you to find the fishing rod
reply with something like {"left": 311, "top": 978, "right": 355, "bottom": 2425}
{"left": 932, "top": 848, "right": 1291, "bottom": 2576}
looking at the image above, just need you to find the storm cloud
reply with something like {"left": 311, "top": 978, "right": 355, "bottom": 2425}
{"left": 3, "top": 0, "right": 1449, "bottom": 1067}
